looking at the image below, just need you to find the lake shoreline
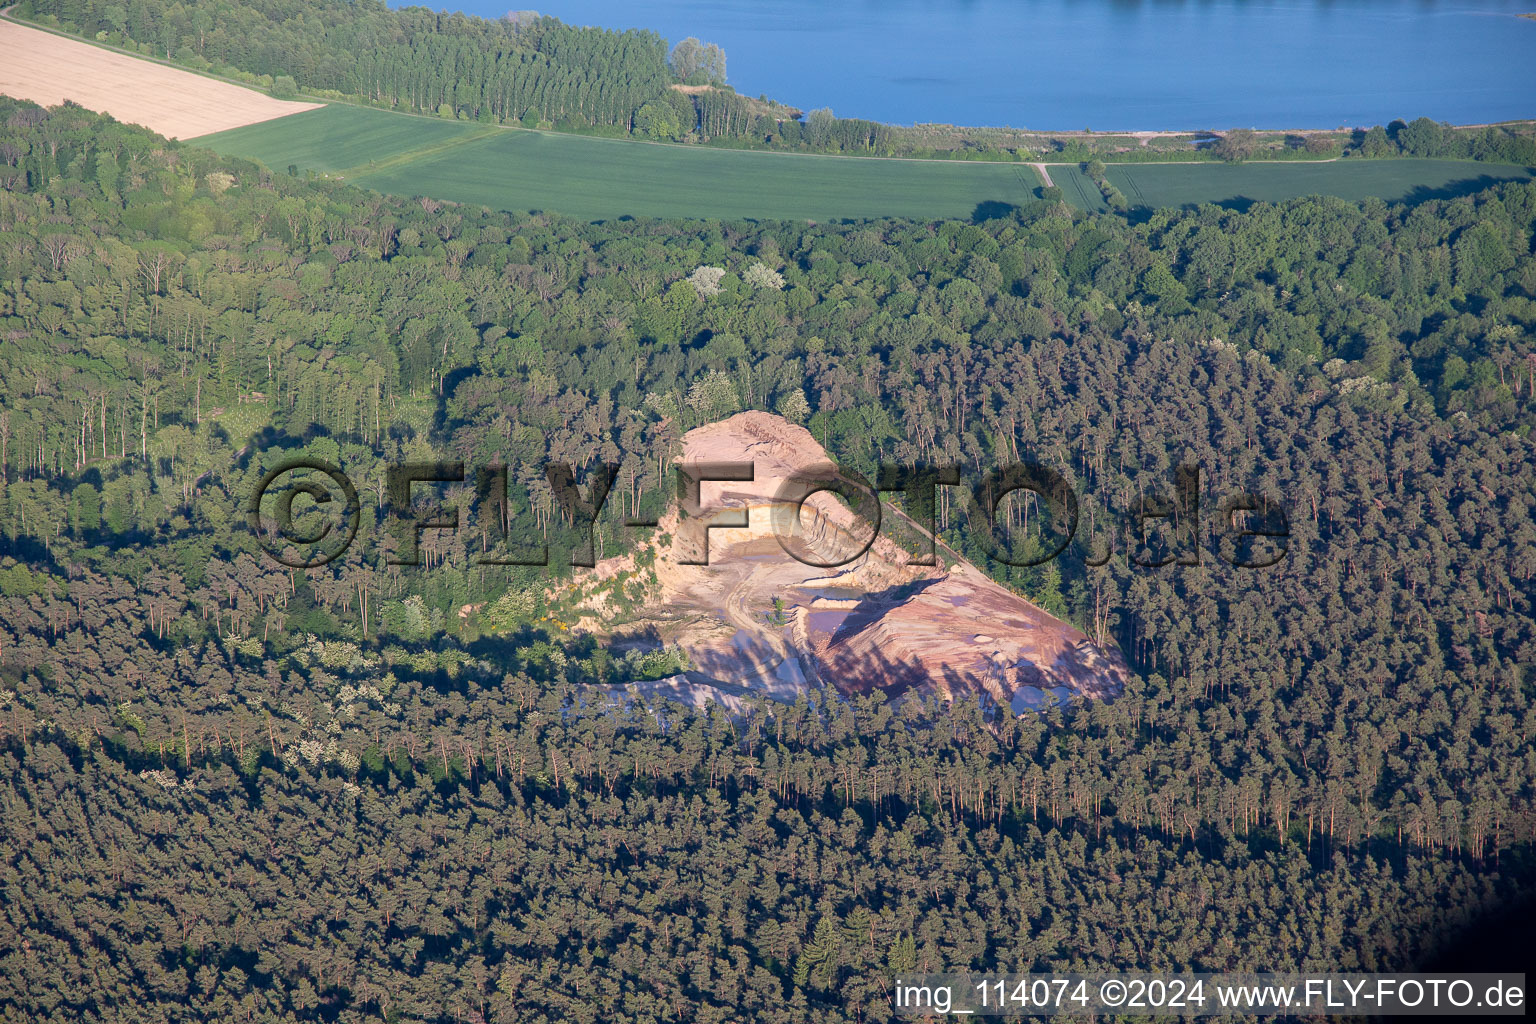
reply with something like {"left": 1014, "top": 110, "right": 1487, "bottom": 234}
{"left": 515, "top": 0, "right": 1536, "bottom": 130}
{"left": 896, "top": 119, "right": 1536, "bottom": 137}
{"left": 7, "top": 5, "right": 1533, "bottom": 165}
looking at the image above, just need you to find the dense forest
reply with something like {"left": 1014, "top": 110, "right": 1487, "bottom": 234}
{"left": 15, "top": 0, "right": 1536, "bottom": 164}
{"left": 1, "top": 95, "right": 1535, "bottom": 1020}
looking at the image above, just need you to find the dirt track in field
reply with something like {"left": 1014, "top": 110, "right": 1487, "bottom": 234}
{"left": 0, "top": 15, "right": 321, "bottom": 139}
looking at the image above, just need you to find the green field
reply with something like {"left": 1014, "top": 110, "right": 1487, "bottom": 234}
{"left": 1049, "top": 164, "right": 1110, "bottom": 212}
{"left": 198, "top": 104, "right": 1041, "bottom": 220}
{"left": 197, "top": 104, "right": 484, "bottom": 176}
{"left": 1104, "top": 159, "right": 1535, "bottom": 211}
{"left": 195, "top": 104, "right": 1535, "bottom": 221}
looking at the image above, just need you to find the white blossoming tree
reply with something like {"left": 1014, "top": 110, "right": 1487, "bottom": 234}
{"left": 743, "top": 262, "right": 785, "bottom": 290}
{"left": 687, "top": 265, "right": 726, "bottom": 298}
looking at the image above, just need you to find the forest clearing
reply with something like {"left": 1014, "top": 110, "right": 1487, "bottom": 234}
{"left": 0, "top": 14, "right": 319, "bottom": 138}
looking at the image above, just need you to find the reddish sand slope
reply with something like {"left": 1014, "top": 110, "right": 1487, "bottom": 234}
{"left": 580, "top": 411, "right": 1125, "bottom": 707}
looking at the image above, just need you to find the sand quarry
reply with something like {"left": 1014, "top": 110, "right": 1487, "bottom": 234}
{"left": 0, "top": 15, "right": 320, "bottom": 139}
{"left": 574, "top": 412, "right": 1126, "bottom": 711}
{"left": 0, "top": 14, "right": 1124, "bottom": 711}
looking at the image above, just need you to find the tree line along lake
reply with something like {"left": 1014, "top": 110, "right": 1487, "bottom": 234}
{"left": 450, "top": 0, "right": 1536, "bottom": 131}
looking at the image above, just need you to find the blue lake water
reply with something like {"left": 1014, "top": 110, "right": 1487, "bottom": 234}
{"left": 434, "top": 0, "right": 1536, "bottom": 130}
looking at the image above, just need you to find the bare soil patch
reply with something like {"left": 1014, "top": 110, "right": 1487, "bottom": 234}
{"left": 0, "top": 17, "right": 320, "bottom": 139}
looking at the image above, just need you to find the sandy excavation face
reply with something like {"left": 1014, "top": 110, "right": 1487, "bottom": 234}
{"left": 577, "top": 411, "right": 1126, "bottom": 710}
